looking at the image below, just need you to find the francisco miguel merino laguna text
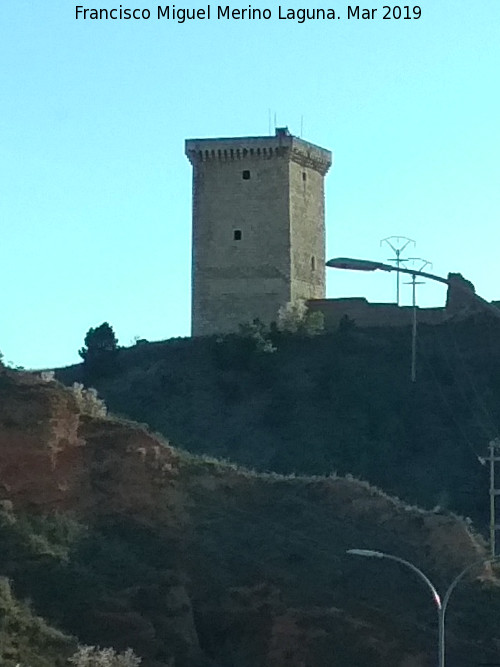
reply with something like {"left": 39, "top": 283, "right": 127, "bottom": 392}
{"left": 75, "top": 5, "right": 422, "bottom": 22}
{"left": 75, "top": 5, "right": 333, "bottom": 21}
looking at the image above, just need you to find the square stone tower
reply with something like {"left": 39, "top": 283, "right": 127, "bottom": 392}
{"left": 185, "top": 128, "right": 332, "bottom": 336}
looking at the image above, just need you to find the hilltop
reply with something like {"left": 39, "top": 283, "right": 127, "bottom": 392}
{"left": 2, "top": 366, "right": 500, "bottom": 665}
{"left": 57, "top": 313, "right": 500, "bottom": 525}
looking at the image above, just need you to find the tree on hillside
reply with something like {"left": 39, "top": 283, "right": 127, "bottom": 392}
{"left": 79, "top": 322, "right": 118, "bottom": 378}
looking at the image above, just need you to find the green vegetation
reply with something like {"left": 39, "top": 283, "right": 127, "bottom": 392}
{"left": 0, "top": 573, "right": 72, "bottom": 666}
{"left": 1, "top": 367, "right": 500, "bottom": 666}
{"left": 0, "top": 505, "right": 188, "bottom": 665}
{"left": 1, "top": 459, "right": 499, "bottom": 666}
{"left": 68, "top": 646, "right": 141, "bottom": 666}
{"left": 1, "top": 312, "right": 496, "bottom": 665}
{"left": 59, "top": 314, "right": 500, "bottom": 526}
{"left": 276, "top": 299, "right": 324, "bottom": 335}
{"left": 79, "top": 323, "right": 119, "bottom": 379}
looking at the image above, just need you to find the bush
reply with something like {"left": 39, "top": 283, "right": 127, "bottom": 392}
{"left": 277, "top": 300, "right": 324, "bottom": 336}
{"left": 70, "top": 383, "right": 107, "bottom": 418}
{"left": 237, "top": 319, "right": 276, "bottom": 354}
{"left": 68, "top": 645, "right": 141, "bottom": 667}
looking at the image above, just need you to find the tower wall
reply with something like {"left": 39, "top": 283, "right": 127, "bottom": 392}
{"left": 289, "top": 158, "right": 326, "bottom": 303}
{"left": 186, "top": 132, "right": 331, "bottom": 336}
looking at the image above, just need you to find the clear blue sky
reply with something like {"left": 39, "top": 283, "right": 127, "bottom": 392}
{"left": 2, "top": 1, "right": 499, "bottom": 368}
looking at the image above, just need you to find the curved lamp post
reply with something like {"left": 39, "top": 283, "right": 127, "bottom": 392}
{"left": 326, "top": 257, "right": 500, "bottom": 382}
{"left": 326, "top": 256, "right": 500, "bottom": 320}
{"left": 327, "top": 257, "right": 449, "bottom": 285}
{"left": 347, "top": 548, "right": 500, "bottom": 667}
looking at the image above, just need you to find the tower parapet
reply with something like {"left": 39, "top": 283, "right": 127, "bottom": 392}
{"left": 186, "top": 130, "right": 331, "bottom": 175}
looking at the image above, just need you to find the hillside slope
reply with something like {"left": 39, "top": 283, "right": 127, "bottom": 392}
{"left": 2, "top": 367, "right": 500, "bottom": 665}
{"left": 57, "top": 315, "right": 500, "bottom": 524}
{"left": 0, "top": 575, "right": 71, "bottom": 667}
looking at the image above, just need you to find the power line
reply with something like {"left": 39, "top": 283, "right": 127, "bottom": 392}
{"left": 434, "top": 324, "right": 496, "bottom": 442}
{"left": 404, "top": 258, "right": 432, "bottom": 382}
{"left": 417, "top": 333, "right": 486, "bottom": 465}
{"left": 380, "top": 236, "right": 416, "bottom": 305}
{"left": 444, "top": 319, "right": 498, "bottom": 439}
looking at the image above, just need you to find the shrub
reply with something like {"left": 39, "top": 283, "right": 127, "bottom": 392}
{"left": 277, "top": 300, "right": 324, "bottom": 336}
{"left": 71, "top": 383, "right": 107, "bottom": 418}
{"left": 238, "top": 319, "right": 276, "bottom": 354}
{"left": 68, "top": 645, "right": 141, "bottom": 667}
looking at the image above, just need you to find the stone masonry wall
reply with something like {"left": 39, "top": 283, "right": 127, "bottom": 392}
{"left": 289, "top": 158, "right": 326, "bottom": 303}
{"left": 308, "top": 298, "right": 447, "bottom": 329}
{"left": 186, "top": 132, "right": 332, "bottom": 336}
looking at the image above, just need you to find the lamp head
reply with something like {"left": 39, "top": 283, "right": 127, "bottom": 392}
{"left": 326, "top": 258, "right": 391, "bottom": 272}
{"left": 347, "top": 549, "right": 385, "bottom": 558}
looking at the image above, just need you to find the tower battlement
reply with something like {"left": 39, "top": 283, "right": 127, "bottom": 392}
{"left": 186, "top": 129, "right": 332, "bottom": 336}
{"left": 186, "top": 131, "right": 332, "bottom": 175}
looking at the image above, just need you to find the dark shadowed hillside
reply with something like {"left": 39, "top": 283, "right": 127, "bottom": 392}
{"left": 57, "top": 314, "right": 500, "bottom": 526}
{"left": 2, "top": 367, "right": 500, "bottom": 666}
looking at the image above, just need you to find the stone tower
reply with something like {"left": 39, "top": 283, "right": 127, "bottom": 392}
{"left": 185, "top": 128, "right": 332, "bottom": 336}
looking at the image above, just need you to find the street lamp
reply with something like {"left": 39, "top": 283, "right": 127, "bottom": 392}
{"left": 326, "top": 257, "right": 450, "bottom": 382}
{"left": 347, "top": 548, "right": 500, "bottom": 667}
{"left": 326, "top": 256, "right": 500, "bottom": 314}
{"left": 326, "top": 256, "right": 450, "bottom": 283}
{"left": 326, "top": 257, "right": 500, "bottom": 382}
